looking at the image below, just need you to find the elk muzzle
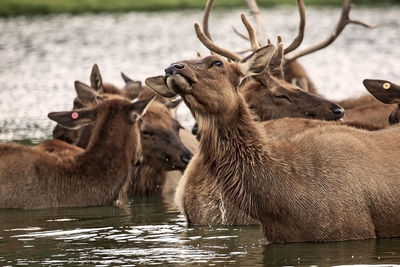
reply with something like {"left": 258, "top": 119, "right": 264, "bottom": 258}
{"left": 164, "top": 63, "right": 197, "bottom": 95}
{"left": 330, "top": 104, "right": 345, "bottom": 119}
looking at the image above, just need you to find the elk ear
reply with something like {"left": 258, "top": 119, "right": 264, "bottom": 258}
{"left": 145, "top": 76, "right": 178, "bottom": 98}
{"left": 238, "top": 44, "right": 275, "bottom": 78}
{"left": 130, "top": 96, "right": 156, "bottom": 122}
{"left": 166, "top": 97, "right": 182, "bottom": 110}
{"left": 121, "top": 72, "right": 134, "bottom": 83}
{"left": 90, "top": 64, "right": 104, "bottom": 93}
{"left": 75, "top": 81, "right": 104, "bottom": 107}
{"left": 122, "top": 81, "right": 143, "bottom": 100}
{"left": 48, "top": 108, "right": 96, "bottom": 130}
{"left": 363, "top": 79, "right": 400, "bottom": 104}
{"left": 268, "top": 37, "right": 284, "bottom": 78}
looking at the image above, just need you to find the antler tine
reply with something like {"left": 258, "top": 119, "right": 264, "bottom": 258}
{"left": 194, "top": 23, "right": 242, "bottom": 62}
{"left": 203, "top": 0, "right": 215, "bottom": 40}
{"left": 245, "top": 0, "right": 266, "bottom": 45}
{"left": 240, "top": 13, "right": 260, "bottom": 51}
{"left": 285, "top": 0, "right": 376, "bottom": 63}
{"left": 232, "top": 25, "right": 250, "bottom": 41}
{"left": 283, "top": 0, "right": 306, "bottom": 55}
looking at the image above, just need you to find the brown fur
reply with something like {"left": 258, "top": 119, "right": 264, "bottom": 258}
{"left": 123, "top": 101, "right": 193, "bottom": 196}
{"left": 175, "top": 117, "right": 383, "bottom": 226}
{"left": 52, "top": 66, "right": 192, "bottom": 197}
{"left": 0, "top": 98, "right": 149, "bottom": 209}
{"left": 344, "top": 103, "right": 396, "bottom": 128}
{"left": 283, "top": 62, "right": 394, "bottom": 127}
{"left": 34, "top": 139, "right": 84, "bottom": 157}
{"left": 146, "top": 47, "right": 400, "bottom": 242}
{"left": 240, "top": 43, "right": 344, "bottom": 122}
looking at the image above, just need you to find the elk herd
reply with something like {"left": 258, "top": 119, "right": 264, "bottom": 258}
{"left": 1, "top": 0, "right": 399, "bottom": 243}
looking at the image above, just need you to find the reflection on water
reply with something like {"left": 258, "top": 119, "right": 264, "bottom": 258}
{"left": 0, "top": 197, "right": 266, "bottom": 265}
{"left": 264, "top": 239, "right": 400, "bottom": 266}
{"left": 1, "top": 6, "right": 400, "bottom": 266}
{"left": 1, "top": 197, "right": 400, "bottom": 265}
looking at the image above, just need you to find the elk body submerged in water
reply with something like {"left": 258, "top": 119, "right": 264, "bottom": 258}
{"left": 146, "top": 40, "right": 400, "bottom": 242}
{"left": 0, "top": 86, "right": 153, "bottom": 209}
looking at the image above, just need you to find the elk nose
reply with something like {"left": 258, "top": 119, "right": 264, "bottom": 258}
{"left": 192, "top": 122, "right": 198, "bottom": 135}
{"left": 165, "top": 63, "right": 184, "bottom": 75}
{"left": 181, "top": 152, "right": 193, "bottom": 168}
{"left": 330, "top": 104, "right": 345, "bottom": 118}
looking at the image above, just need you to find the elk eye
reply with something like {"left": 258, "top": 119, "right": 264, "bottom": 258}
{"left": 274, "top": 94, "right": 292, "bottom": 102}
{"left": 141, "top": 130, "right": 154, "bottom": 137}
{"left": 211, "top": 61, "right": 223, "bottom": 68}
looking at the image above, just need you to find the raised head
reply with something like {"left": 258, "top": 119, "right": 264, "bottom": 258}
{"left": 170, "top": 9, "right": 344, "bottom": 121}
{"left": 146, "top": 42, "right": 275, "bottom": 119}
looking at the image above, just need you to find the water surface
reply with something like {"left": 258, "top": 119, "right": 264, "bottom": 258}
{"left": 1, "top": 6, "right": 400, "bottom": 266}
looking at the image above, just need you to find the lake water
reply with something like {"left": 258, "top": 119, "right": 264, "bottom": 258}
{"left": 1, "top": 5, "right": 400, "bottom": 266}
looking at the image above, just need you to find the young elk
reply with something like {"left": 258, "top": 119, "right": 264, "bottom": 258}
{"left": 199, "top": 1, "right": 345, "bottom": 122}
{"left": 146, "top": 39, "right": 400, "bottom": 242}
{"left": 0, "top": 86, "right": 152, "bottom": 209}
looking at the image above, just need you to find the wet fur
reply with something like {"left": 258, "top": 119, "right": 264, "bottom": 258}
{"left": 150, "top": 52, "right": 400, "bottom": 242}
{"left": 0, "top": 99, "right": 142, "bottom": 209}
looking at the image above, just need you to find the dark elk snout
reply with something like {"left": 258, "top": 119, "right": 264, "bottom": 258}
{"left": 330, "top": 104, "right": 345, "bottom": 119}
{"left": 181, "top": 151, "right": 193, "bottom": 168}
{"left": 165, "top": 63, "right": 184, "bottom": 76}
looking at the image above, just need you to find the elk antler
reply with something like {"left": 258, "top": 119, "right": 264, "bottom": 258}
{"left": 245, "top": 0, "right": 266, "bottom": 45}
{"left": 240, "top": 13, "right": 260, "bottom": 51}
{"left": 203, "top": 0, "right": 215, "bottom": 41}
{"left": 233, "top": 0, "right": 305, "bottom": 55}
{"left": 285, "top": 0, "right": 376, "bottom": 64}
{"left": 283, "top": 0, "right": 306, "bottom": 54}
{"left": 195, "top": 23, "right": 242, "bottom": 61}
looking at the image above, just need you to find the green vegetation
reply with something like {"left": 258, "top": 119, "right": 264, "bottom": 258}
{"left": 0, "top": 0, "right": 399, "bottom": 17}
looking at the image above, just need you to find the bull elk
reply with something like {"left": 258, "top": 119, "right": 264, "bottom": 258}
{"left": 146, "top": 39, "right": 400, "bottom": 242}
{"left": 208, "top": 0, "right": 394, "bottom": 127}
{"left": 0, "top": 85, "right": 152, "bottom": 209}
{"left": 248, "top": 0, "right": 396, "bottom": 127}
{"left": 199, "top": 0, "right": 345, "bottom": 123}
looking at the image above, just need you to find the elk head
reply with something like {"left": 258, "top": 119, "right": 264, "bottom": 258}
{"left": 146, "top": 40, "right": 275, "bottom": 121}
{"left": 139, "top": 99, "right": 192, "bottom": 170}
{"left": 49, "top": 83, "right": 153, "bottom": 166}
{"left": 363, "top": 79, "right": 400, "bottom": 125}
{"left": 241, "top": 38, "right": 344, "bottom": 121}
{"left": 191, "top": 9, "right": 345, "bottom": 121}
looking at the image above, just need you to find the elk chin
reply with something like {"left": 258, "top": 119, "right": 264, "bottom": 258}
{"left": 166, "top": 74, "right": 192, "bottom": 95}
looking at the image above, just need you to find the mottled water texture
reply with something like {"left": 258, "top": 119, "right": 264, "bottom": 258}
{"left": 1, "top": 197, "right": 400, "bottom": 265}
{"left": 1, "top": 6, "right": 400, "bottom": 266}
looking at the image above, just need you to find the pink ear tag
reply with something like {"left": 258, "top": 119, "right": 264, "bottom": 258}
{"left": 71, "top": 112, "right": 79, "bottom": 120}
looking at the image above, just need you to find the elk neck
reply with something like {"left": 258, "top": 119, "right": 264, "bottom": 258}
{"left": 79, "top": 104, "right": 136, "bottom": 180}
{"left": 195, "top": 94, "right": 287, "bottom": 218}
